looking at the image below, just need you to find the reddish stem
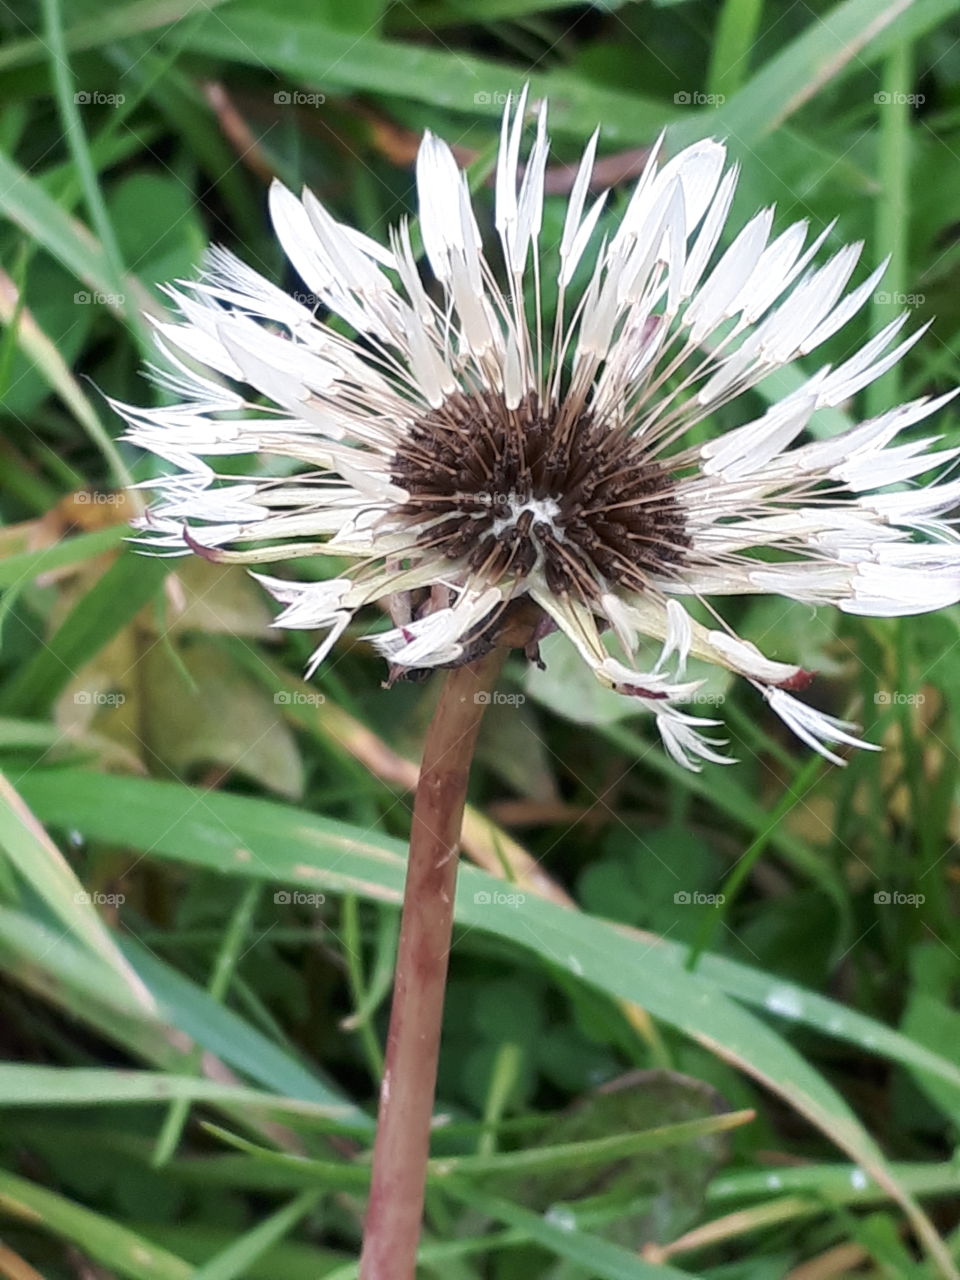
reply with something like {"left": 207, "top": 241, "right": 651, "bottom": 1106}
{"left": 359, "top": 649, "right": 505, "bottom": 1279}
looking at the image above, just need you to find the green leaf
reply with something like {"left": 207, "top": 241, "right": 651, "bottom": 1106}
{"left": 0, "top": 904, "right": 159, "bottom": 1031}
{"left": 1, "top": 551, "right": 171, "bottom": 715}
{"left": 711, "top": 1160, "right": 960, "bottom": 1207}
{"left": 0, "top": 771, "right": 152, "bottom": 1008}
{"left": 499, "top": 1070, "right": 739, "bottom": 1246}
{"left": 108, "top": 171, "right": 206, "bottom": 292}
{"left": 191, "top": 1190, "right": 321, "bottom": 1280}
{"left": 395, "top": 0, "right": 610, "bottom": 27}
{"left": 0, "top": 717, "right": 75, "bottom": 750}
{"left": 18, "top": 769, "right": 955, "bottom": 1276}
{"left": 0, "top": 1167, "right": 192, "bottom": 1280}
{"left": 672, "top": 0, "right": 954, "bottom": 148}
{"left": 0, "top": 149, "right": 154, "bottom": 322}
{"left": 176, "top": 0, "right": 673, "bottom": 142}
{"left": 430, "top": 1107, "right": 753, "bottom": 1179}
{"left": 0, "top": 525, "right": 127, "bottom": 589}
{"left": 901, "top": 991, "right": 960, "bottom": 1125}
{"left": 0, "top": 1064, "right": 363, "bottom": 1120}
{"left": 707, "top": 0, "right": 765, "bottom": 98}
{"left": 436, "top": 1183, "right": 700, "bottom": 1280}
{"left": 118, "top": 935, "right": 374, "bottom": 1129}
{"left": 206, "top": 1129, "right": 705, "bottom": 1279}
{"left": 139, "top": 639, "right": 304, "bottom": 799}
{"left": 0, "top": 0, "right": 234, "bottom": 73}
{"left": 0, "top": 906, "right": 371, "bottom": 1132}
{"left": 671, "top": 944, "right": 960, "bottom": 1101}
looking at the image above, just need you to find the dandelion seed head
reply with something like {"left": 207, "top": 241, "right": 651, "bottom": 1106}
{"left": 115, "top": 89, "right": 960, "bottom": 768}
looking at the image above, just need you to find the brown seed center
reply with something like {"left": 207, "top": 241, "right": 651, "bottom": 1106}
{"left": 391, "top": 390, "right": 689, "bottom": 600}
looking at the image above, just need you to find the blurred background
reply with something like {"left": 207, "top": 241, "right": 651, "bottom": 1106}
{"left": 1, "top": 0, "right": 960, "bottom": 1276}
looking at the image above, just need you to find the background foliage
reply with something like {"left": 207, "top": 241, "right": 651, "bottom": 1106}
{"left": 2, "top": 0, "right": 960, "bottom": 1275}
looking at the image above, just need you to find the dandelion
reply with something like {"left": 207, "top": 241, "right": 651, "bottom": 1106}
{"left": 118, "top": 89, "right": 959, "bottom": 771}
{"left": 117, "top": 91, "right": 960, "bottom": 1279}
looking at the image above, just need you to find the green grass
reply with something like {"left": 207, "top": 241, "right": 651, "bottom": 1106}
{"left": 2, "top": 0, "right": 960, "bottom": 1276}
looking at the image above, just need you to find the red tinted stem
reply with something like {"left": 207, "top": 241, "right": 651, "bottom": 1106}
{"left": 359, "top": 649, "right": 505, "bottom": 1279}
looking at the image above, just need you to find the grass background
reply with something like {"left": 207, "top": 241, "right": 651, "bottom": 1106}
{"left": 2, "top": 0, "right": 960, "bottom": 1276}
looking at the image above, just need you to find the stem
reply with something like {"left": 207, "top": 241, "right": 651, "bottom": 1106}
{"left": 359, "top": 648, "right": 506, "bottom": 1279}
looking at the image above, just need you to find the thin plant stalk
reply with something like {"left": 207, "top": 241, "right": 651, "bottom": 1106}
{"left": 359, "top": 647, "right": 506, "bottom": 1279}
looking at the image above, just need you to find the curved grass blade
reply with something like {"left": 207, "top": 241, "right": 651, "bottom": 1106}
{"left": 0, "top": 1064, "right": 365, "bottom": 1121}
{"left": 0, "top": 1168, "right": 191, "bottom": 1280}
{"left": 0, "top": 772, "right": 153, "bottom": 1008}
{"left": 18, "top": 769, "right": 958, "bottom": 1277}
